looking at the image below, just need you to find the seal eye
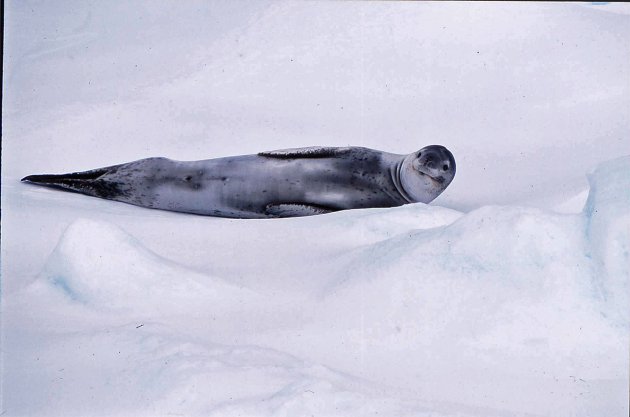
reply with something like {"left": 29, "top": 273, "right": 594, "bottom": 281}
{"left": 417, "top": 152, "right": 422, "bottom": 157}
{"left": 442, "top": 164, "right": 449, "bottom": 171}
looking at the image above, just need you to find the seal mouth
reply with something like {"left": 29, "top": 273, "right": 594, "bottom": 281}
{"left": 416, "top": 167, "right": 445, "bottom": 184}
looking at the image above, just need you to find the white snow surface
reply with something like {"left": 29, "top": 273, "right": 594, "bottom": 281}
{"left": 2, "top": 2, "right": 629, "bottom": 416}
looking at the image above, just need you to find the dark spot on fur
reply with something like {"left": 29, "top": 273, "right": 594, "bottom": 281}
{"left": 89, "top": 180, "right": 130, "bottom": 199}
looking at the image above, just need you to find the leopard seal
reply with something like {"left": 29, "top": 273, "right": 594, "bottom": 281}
{"left": 21, "top": 145, "right": 456, "bottom": 218}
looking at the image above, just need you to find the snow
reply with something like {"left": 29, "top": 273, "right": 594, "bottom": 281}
{"left": 584, "top": 157, "right": 630, "bottom": 326}
{"left": 2, "top": 2, "right": 629, "bottom": 416}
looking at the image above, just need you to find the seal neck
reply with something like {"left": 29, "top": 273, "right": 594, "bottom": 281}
{"left": 391, "top": 158, "right": 416, "bottom": 204}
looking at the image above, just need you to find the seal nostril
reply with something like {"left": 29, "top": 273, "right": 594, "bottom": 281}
{"left": 442, "top": 164, "right": 448, "bottom": 171}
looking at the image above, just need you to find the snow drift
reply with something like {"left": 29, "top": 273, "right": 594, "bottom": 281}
{"left": 4, "top": 157, "right": 628, "bottom": 417}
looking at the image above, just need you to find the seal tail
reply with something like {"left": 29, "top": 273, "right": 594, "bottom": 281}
{"left": 21, "top": 164, "right": 127, "bottom": 199}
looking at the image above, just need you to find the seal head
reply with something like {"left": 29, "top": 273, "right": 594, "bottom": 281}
{"left": 397, "top": 145, "right": 456, "bottom": 203}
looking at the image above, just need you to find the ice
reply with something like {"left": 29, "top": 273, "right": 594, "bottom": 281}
{"left": 584, "top": 156, "right": 630, "bottom": 326}
{"left": 2, "top": 1, "right": 629, "bottom": 416}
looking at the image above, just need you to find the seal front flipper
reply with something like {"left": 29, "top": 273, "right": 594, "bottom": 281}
{"left": 258, "top": 146, "right": 353, "bottom": 159}
{"left": 264, "top": 203, "right": 336, "bottom": 218}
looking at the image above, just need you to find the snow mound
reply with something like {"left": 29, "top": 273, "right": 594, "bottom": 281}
{"left": 38, "top": 218, "right": 261, "bottom": 315}
{"left": 301, "top": 205, "right": 624, "bottom": 415}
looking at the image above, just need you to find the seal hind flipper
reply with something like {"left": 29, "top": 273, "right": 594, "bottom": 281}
{"left": 264, "top": 203, "right": 336, "bottom": 218}
{"left": 21, "top": 164, "right": 129, "bottom": 199}
{"left": 258, "top": 146, "right": 352, "bottom": 159}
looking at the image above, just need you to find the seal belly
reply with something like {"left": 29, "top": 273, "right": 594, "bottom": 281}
{"left": 144, "top": 157, "right": 265, "bottom": 217}
{"left": 146, "top": 156, "right": 311, "bottom": 217}
{"left": 147, "top": 153, "right": 401, "bottom": 217}
{"left": 238, "top": 152, "right": 404, "bottom": 212}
